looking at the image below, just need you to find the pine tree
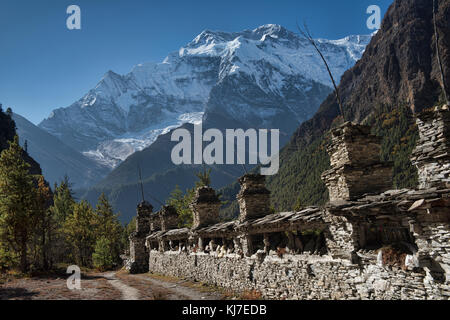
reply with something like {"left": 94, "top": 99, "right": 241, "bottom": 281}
{"left": 6, "top": 107, "right": 12, "bottom": 118}
{"left": 49, "top": 178, "right": 76, "bottom": 264}
{"left": 95, "top": 193, "right": 119, "bottom": 237}
{"left": 0, "top": 136, "right": 36, "bottom": 272}
{"left": 121, "top": 216, "right": 136, "bottom": 255}
{"left": 167, "top": 185, "right": 194, "bottom": 227}
{"left": 50, "top": 177, "right": 75, "bottom": 222}
{"left": 92, "top": 236, "right": 115, "bottom": 271}
{"left": 64, "top": 200, "right": 96, "bottom": 267}
{"left": 94, "top": 193, "right": 123, "bottom": 266}
{"left": 33, "top": 176, "right": 53, "bottom": 270}
{"left": 195, "top": 166, "right": 211, "bottom": 187}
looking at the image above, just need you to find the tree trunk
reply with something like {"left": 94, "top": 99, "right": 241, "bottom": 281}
{"left": 20, "top": 235, "right": 28, "bottom": 273}
{"left": 42, "top": 223, "right": 48, "bottom": 270}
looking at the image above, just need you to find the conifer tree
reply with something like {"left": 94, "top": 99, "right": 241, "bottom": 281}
{"left": 64, "top": 200, "right": 96, "bottom": 267}
{"left": 50, "top": 177, "right": 75, "bottom": 222}
{"left": 122, "top": 216, "right": 136, "bottom": 252}
{"left": 167, "top": 185, "right": 194, "bottom": 227}
{"left": 94, "top": 193, "right": 123, "bottom": 266}
{"left": 49, "top": 178, "right": 76, "bottom": 264}
{"left": 195, "top": 166, "right": 211, "bottom": 187}
{"left": 33, "top": 176, "right": 53, "bottom": 270}
{"left": 6, "top": 107, "right": 13, "bottom": 118}
{"left": 95, "top": 193, "right": 120, "bottom": 238}
{"left": 92, "top": 236, "right": 115, "bottom": 271}
{"left": 0, "top": 136, "right": 36, "bottom": 272}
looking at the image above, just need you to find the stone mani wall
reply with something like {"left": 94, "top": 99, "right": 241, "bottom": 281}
{"left": 132, "top": 108, "right": 450, "bottom": 299}
{"left": 148, "top": 251, "right": 442, "bottom": 300}
{"left": 128, "top": 201, "right": 153, "bottom": 274}
{"left": 321, "top": 122, "right": 393, "bottom": 202}
{"left": 237, "top": 174, "right": 271, "bottom": 222}
{"left": 411, "top": 106, "right": 450, "bottom": 189}
{"left": 147, "top": 201, "right": 449, "bottom": 299}
{"left": 160, "top": 205, "right": 179, "bottom": 231}
{"left": 191, "top": 187, "right": 221, "bottom": 229}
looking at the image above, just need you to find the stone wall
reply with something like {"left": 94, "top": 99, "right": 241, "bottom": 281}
{"left": 321, "top": 122, "right": 393, "bottom": 202}
{"left": 148, "top": 250, "right": 444, "bottom": 300}
{"left": 191, "top": 187, "right": 221, "bottom": 229}
{"left": 127, "top": 201, "right": 152, "bottom": 274}
{"left": 144, "top": 184, "right": 449, "bottom": 299}
{"left": 411, "top": 105, "right": 450, "bottom": 189}
{"left": 237, "top": 174, "right": 271, "bottom": 222}
{"left": 159, "top": 205, "right": 179, "bottom": 231}
{"left": 147, "top": 190, "right": 449, "bottom": 299}
{"left": 130, "top": 108, "right": 450, "bottom": 299}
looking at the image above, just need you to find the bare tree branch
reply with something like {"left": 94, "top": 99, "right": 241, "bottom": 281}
{"left": 297, "top": 22, "right": 345, "bottom": 121}
{"left": 433, "top": 0, "right": 449, "bottom": 105}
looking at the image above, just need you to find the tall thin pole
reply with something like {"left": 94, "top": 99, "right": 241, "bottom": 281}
{"left": 138, "top": 164, "right": 145, "bottom": 202}
{"left": 433, "top": 0, "right": 449, "bottom": 105}
{"left": 297, "top": 22, "right": 345, "bottom": 121}
{"left": 138, "top": 164, "right": 165, "bottom": 206}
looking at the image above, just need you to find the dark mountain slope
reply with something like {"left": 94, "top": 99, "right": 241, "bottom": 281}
{"left": 292, "top": 0, "right": 449, "bottom": 144}
{"left": 264, "top": 0, "right": 450, "bottom": 212}
{"left": 0, "top": 106, "right": 42, "bottom": 176}
{"left": 13, "top": 113, "right": 110, "bottom": 188}
{"left": 82, "top": 122, "right": 249, "bottom": 222}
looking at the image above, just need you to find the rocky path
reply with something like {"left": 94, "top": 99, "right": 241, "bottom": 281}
{"left": 0, "top": 270, "right": 225, "bottom": 300}
{"left": 125, "top": 273, "right": 224, "bottom": 300}
{"left": 103, "top": 272, "right": 140, "bottom": 300}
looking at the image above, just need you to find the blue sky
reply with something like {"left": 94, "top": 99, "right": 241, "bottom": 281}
{"left": 0, "top": 0, "right": 393, "bottom": 124}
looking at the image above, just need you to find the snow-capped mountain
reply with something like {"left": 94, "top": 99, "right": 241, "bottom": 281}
{"left": 39, "top": 24, "right": 371, "bottom": 169}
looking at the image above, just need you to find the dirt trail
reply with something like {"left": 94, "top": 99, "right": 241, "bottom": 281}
{"left": 130, "top": 273, "right": 224, "bottom": 300}
{"left": 0, "top": 271, "right": 224, "bottom": 300}
{"left": 103, "top": 272, "right": 140, "bottom": 300}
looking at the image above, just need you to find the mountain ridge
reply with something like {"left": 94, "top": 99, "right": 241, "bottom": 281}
{"left": 39, "top": 24, "right": 371, "bottom": 172}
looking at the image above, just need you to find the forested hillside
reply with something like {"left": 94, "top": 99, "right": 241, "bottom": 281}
{"left": 1, "top": 104, "right": 130, "bottom": 273}
{"left": 0, "top": 105, "right": 42, "bottom": 175}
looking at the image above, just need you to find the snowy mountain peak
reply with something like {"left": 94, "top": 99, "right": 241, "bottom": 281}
{"left": 190, "top": 24, "right": 293, "bottom": 45}
{"left": 39, "top": 24, "right": 372, "bottom": 169}
{"left": 252, "top": 24, "right": 293, "bottom": 40}
{"left": 179, "top": 25, "right": 371, "bottom": 88}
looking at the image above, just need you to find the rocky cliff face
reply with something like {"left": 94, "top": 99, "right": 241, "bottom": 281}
{"left": 292, "top": 0, "right": 450, "bottom": 144}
